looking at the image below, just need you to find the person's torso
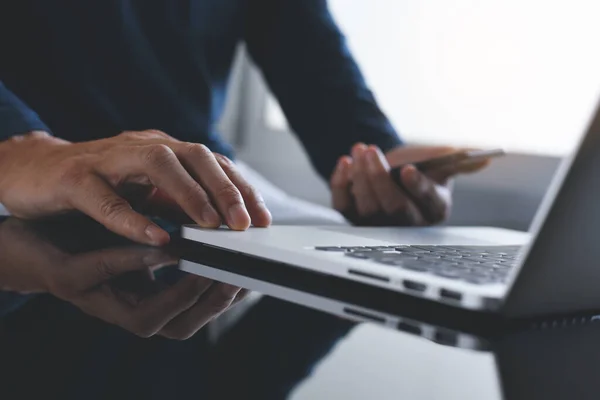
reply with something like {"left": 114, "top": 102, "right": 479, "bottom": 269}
{"left": 1, "top": 0, "right": 247, "bottom": 155}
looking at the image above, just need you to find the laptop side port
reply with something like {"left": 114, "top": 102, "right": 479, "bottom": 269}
{"left": 348, "top": 269, "right": 390, "bottom": 282}
{"left": 403, "top": 280, "right": 426, "bottom": 292}
{"left": 434, "top": 329, "right": 458, "bottom": 346}
{"left": 439, "top": 288, "right": 462, "bottom": 302}
{"left": 397, "top": 321, "right": 423, "bottom": 335}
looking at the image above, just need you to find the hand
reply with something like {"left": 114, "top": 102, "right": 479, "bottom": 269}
{"left": 330, "top": 143, "right": 490, "bottom": 226}
{"left": 0, "top": 217, "right": 248, "bottom": 340}
{"left": 0, "top": 130, "right": 272, "bottom": 246}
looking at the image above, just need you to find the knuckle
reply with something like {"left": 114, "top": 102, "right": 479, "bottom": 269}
{"left": 238, "top": 182, "right": 262, "bottom": 202}
{"left": 215, "top": 184, "right": 242, "bottom": 205}
{"left": 144, "top": 144, "right": 176, "bottom": 167}
{"left": 183, "top": 143, "right": 211, "bottom": 158}
{"left": 98, "top": 195, "right": 130, "bottom": 220}
{"left": 118, "top": 131, "right": 144, "bottom": 141}
{"left": 204, "top": 286, "right": 238, "bottom": 313}
{"left": 93, "top": 257, "right": 119, "bottom": 281}
{"left": 213, "top": 153, "right": 234, "bottom": 168}
{"left": 182, "top": 183, "right": 209, "bottom": 204}
{"left": 118, "top": 131, "right": 135, "bottom": 138}
{"left": 143, "top": 129, "right": 169, "bottom": 138}
{"left": 206, "top": 298, "right": 233, "bottom": 315}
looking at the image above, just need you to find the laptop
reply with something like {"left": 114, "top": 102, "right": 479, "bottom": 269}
{"left": 180, "top": 251, "right": 600, "bottom": 352}
{"left": 180, "top": 256, "right": 496, "bottom": 351}
{"left": 183, "top": 101, "right": 600, "bottom": 318}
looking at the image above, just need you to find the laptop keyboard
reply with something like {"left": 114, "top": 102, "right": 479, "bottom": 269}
{"left": 314, "top": 245, "right": 521, "bottom": 285}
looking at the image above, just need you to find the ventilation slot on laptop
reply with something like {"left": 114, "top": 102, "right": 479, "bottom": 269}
{"left": 343, "top": 307, "right": 386, "bottom": 323}
{"left": 348, "top": 269, "right": 390, "bottom": 283}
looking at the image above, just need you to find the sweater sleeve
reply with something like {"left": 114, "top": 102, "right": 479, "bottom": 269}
{"left": 0, "top": 81, "right": 51, "bottom": 140}
{"left": 244, "top": 0, "right": 403, "bottom": 180}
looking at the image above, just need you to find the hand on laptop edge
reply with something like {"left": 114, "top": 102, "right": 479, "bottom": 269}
{"left": 330, "top": 143, "right": 490, "bottom": 226}
{"left": 0, "top": 130, "right": 272, "bottom": 246}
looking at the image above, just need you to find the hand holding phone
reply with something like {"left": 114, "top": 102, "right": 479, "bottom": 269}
{"left": 390, "top": 148, "right": 505, "bottom": 187}
{"left": 330, "top": 143, "right": 503, "bottom": 227}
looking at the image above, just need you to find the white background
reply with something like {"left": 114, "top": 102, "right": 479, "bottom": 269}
{"left": 268, "top": 0, "right": 600, "bottom": 155}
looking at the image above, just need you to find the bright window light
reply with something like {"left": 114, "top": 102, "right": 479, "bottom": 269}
{"left": 265, "top": 0, "right": 600, "bottom": 155}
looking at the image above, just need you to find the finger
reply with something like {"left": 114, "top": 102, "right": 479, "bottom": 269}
{"left": 67, "top": 247, "right": 176, "bottom": 290}
{"left": 79, "top": 274, "right": 213, "bottom": 338}
{"left": 97, "top": 144, "right": 223, "bottom": 229}
{"left": 330, "top": 156, "right": 353, "bottom": 213}
{"left": 401, "top": 165, "right": 451, "bottom": 224}
{"left": 231, "top": 288, "right": 251, "bottom": 306}
{"left": 68, "top": 173, "right": 170, "bottom": 246}
{"left": 117, "top": 130, "right": 177, "bottom": 142}
{"left": 351, "top": 143, "right": 379, "bottom": 217}
{"left": 365, "top": 146, "right": 425, "bottom": 226}
{"left": 214, "top": 154, "right": 272, "bottom": 227}
{"left": 174, "top": 144, "right": 251, "bottom": 230}
{"left": 48, "top": 247, "right": 174, "bottom": 299}
{"left": 139, "top": 189, "right": 194, "bottom": 224}
{"left": 159, "top": 282, "right": 241, "bottom": 340}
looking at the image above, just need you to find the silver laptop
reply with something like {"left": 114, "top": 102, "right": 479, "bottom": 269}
{"left": 180, "top": 258, "right": 492, "bottom": 350}
{"left": 183, "top": 101, "right": 600, "bottom": 318}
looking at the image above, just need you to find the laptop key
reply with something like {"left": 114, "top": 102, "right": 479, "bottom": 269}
{"left": 366, "top": 246, "right": 398, "bottom": 250}
{"left": 345, "top": 252, "right": 372, "bottom": 260}
{"left": 395, "top": 247, "right": 432, "bottom": 253}
{"left": 377, "top": 259, "right": 405, "bottom": 266}
{"left": 433, "top": 269, "right": 462, "bottom": 279}
{"left": 315, "top": 246, "right": 346, "bottom": 252}
{"left": 398, "top": 261, "right": 431, "bottom": 272}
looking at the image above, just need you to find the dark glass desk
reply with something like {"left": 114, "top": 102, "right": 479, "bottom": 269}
{"left": 1, "top": 216, "right": 598, "bottom": 400}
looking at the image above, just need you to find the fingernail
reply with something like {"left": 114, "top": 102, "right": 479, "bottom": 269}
{"left": 228, "top": 203, "right": 251, "bottom": 230}
{"left": 202, "top": 206, "right": 221, "bottom": 227}
{"left": 145, "top": 225, "right": 169, "bottom": 246}
{"left": 405, "top": 166, "right": 419, "bottom": 185}
{"left": 352, "top": 143, "right": 366, "bottom": 157}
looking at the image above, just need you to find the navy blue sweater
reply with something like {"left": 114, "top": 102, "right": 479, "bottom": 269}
{"left": 0, "top": 0, "right": 402, "bottom": 179}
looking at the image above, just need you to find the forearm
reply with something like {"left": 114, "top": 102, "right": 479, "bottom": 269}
{"left": 0, "top": 131, "right": 60, "bottom": 202}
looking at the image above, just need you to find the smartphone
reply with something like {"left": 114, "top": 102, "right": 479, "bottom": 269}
{"left": 390, "top": 148, "right": 505, "bottom": 186}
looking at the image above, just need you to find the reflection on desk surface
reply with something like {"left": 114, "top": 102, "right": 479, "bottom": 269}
{"left": 1, "top": 216, "right": 600, "bottom": 400}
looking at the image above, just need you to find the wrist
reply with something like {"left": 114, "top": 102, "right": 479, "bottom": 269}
{"left": 0, "top": 131, "right": 62, "bottom": 200}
